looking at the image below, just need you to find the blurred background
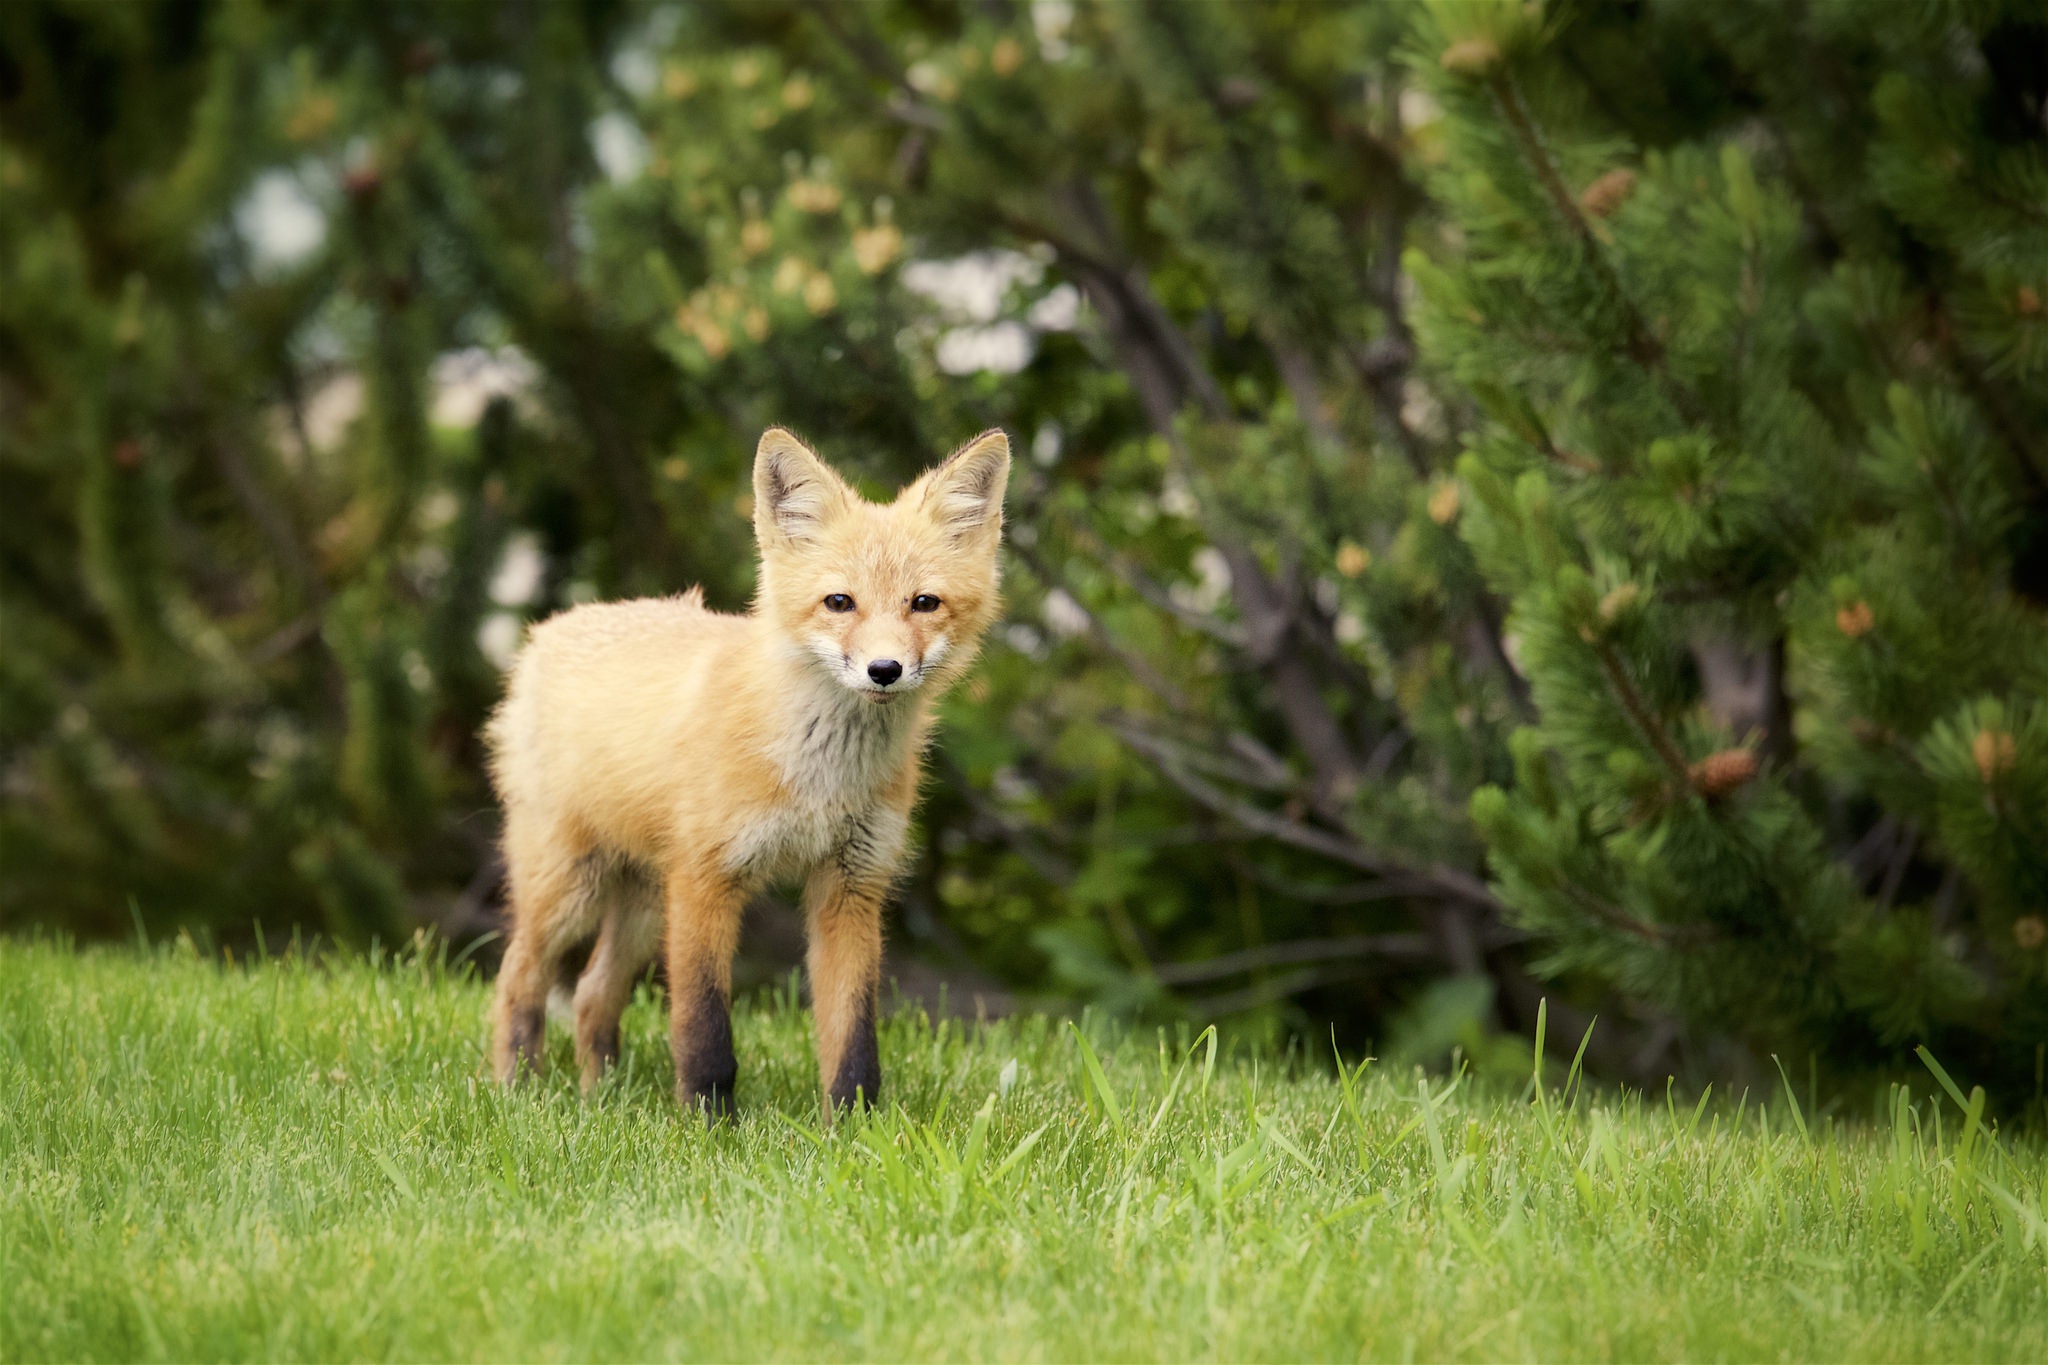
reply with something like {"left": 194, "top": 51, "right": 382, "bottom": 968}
{"left": 3, "top": 0, "right": 2045, "bottom": 1104}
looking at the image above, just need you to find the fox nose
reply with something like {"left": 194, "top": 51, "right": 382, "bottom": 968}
{"left": 867, "top": 658, "right": 904, "bottom": 687}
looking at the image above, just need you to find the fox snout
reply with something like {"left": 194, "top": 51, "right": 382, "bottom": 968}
{"left": 840, "top": 624, "right": 943, "bottom": 693}
{"left": 849, "top": 646, "right": 920, "bottom": 694}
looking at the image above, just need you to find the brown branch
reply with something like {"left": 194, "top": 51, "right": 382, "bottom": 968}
{"left": 1475, "top": 595, "right": 1535, "bottom": 718}
{"left": 799, "top": 1, "right": 947, "bottom": 130}
{"left": 1874, "top": 820, "right": 1921, "bottom": 915}
{"left": 1846, "top": 813, "right": 1904, "bottom": 885}
{"left": 1933, "top": 302, "right": 2048, "bottom": 500}
{"left": 1592, "top": 641, "right": 1694, "bottom": 786}
{"left": 896, "top": 94, "right": 1415, "bottom": 820}
{"left": 1188, "top": 965, "right": 1355, "bottom": 1020}
{"left": 1064, "top": 524, "right": 1248, "bottom": 647}
{"left": 1486, "top": 69, "right": 1659, "bottom": 370}
{"left": 1484, "top": 69, "right": 1706, "bottom": 427}
{"left": 199, "top": 418, "right": 325, "bottom": 607}
{"left": 1047, "top": 234, "right": 1232, "bottom": 424}
{"left": 1005, "top": 537, "right": 1197, "bottom": 712}
{"left": 930, "top": 751, "right": 1077, "bottom": 887}
{"left": 1158, "top": 932, "right": 1456, "bottom": 986}
{"left": 1238, "top": 869, "right": 1434, "bottom": 906}
{"left": 1559, "top": 880, "right": 1709, "bottom": 948}
{"left": 1107, "top": 718, "right": 1501, "bottom": 911}
{"left": 1104, "top": 718, "right": 1297, "bottom": 796}
{"left": 1347, "top": 342, "right": 1433, "bottom": 480}
{"left": 1760, "top": 633, "right": 1795, "bottom": 771}
{"left": 247, "top": 611, "right": 322, "bottom": 666}
{"left": 1005, "top": 188, "right": 1375, "bottom": 809}
{"left": 1263, "top": 325, "right": 1346, "bottom": 454}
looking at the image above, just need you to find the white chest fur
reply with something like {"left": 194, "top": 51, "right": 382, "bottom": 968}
{"left": 721, "top": 680, "right": 917, "bottom": 885}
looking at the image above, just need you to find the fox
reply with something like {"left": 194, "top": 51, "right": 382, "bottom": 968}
{"left": 485, "top": 426, "right": 1010, "bottom": 1118}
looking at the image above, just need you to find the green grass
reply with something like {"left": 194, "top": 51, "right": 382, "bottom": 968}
{"left": 4, "top": 937, "right": 2045, "bottom": 1362}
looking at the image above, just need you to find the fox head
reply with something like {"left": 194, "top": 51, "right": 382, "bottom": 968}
{"left": 752, "top": 427, "right": 1010, "bottom": 704}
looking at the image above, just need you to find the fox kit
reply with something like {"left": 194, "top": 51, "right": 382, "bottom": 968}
{"left": 486, "top": 427, "right": 1009, "bottom": 1116}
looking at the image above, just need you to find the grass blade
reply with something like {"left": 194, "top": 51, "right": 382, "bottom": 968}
{"left": 1069, "top": 1020, "right": 1123, "bottom": 1133}
{"left": 1915, "top": 1046, "right": 1973, "bottom": 1115}
{"left": 1770, "top": 1055, "right": 1811, "bottom": 1144}
{"left": 992, "top": 1122, "right": 1051, "bottom": 1182}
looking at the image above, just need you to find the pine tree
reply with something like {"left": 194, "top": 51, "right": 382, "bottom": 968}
{"left": 1409, "top": 0, "right": 2047, "bottom": 1098}
{"left": 0, "top": 2, "right": 688, "bottom": 946}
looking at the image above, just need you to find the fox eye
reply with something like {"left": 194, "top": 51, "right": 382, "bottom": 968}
{"left": 911, "top": 594, "right": 941, "bottom": 613}
{"left": 823, "top": 593, "right": 856, "bottom": 613}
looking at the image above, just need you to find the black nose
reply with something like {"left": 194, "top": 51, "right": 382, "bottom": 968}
{"left": 867, "top": 658, "right": 904, "bottom": 687}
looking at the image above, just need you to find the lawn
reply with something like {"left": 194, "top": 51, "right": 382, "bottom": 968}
{"left": 3, "top": 936, "right": 2044, "bottom": 1362}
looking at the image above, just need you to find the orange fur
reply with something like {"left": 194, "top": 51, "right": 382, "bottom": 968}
{"left": 486, "top": 428, "right": 1009, "bottom": 1115}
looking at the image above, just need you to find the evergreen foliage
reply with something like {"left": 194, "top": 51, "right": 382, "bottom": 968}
{"left": 1412, "top": 0, "right": 2048, "bottom": 1096}
{"left": 2, "top": 1, "right": 2043, "bottom": 1100}
{"left": 1, "top": 3, "right": 688, "bottom": 946}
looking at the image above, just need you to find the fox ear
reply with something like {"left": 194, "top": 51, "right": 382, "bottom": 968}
{"left": 754, "top": 428, "right": 851, "bottom": 546}
{"left": 918, "top": 429, "right": 1010, "bottom": 541}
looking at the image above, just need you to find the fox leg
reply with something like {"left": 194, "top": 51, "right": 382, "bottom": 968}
{"left": 492, "top": 816, "right": 601, "bottom": 1083}
{"left": 664, "top": 867, "right": 745, "bottom": 1119}
{"left": 804, "top": 861, "right": 889, "bottom": 1113}
{"left": 572, "top": 868, "right": 662, "bottom": 1092}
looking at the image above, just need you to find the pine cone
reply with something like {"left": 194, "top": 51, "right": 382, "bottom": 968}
{"left": 285, "top": 92, "right": 338, "bottom": 143}
{"left": 1690, "top": 748, "right": 1758, "bottom": 798}
{"left": 2016, "top": 916, "right": 2046, "bottom": 951}
{"left": 1439, "top": 38, "right": 1503, "bottom": 77}
{"left": 343, "top": 163, "right": 383, "bottom": 203}
{"left": 1579, "top": 168, "right": 1637, "bottom": 219}
{"left": 1218, "top": 76, "right": 1264, "bottom": 110}
{"left": 401, "top": 41, "right": 442, "bottom": 77}
{"left": 1597, "top": 582, "right": 1639, "bottom": 624}
{"left": 1973, "top": 728, "right": 2017, "bottom": 782}
{"left": 2018, "top": 285, "right": 2041, "bottom": 317}
{"left": 1427, "top": 480, "right": 1461, "bottom": 525}
{"left": 1835, "top": 600, "right": 1875, "bottom": 638}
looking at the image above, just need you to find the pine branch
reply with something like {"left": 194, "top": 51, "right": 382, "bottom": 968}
{"left": 205, "top": 427, "right": 326, "bottom": 609}
{"left": 1559, "top": 879, "right": 1710, "bottom": 948}
{"left": 1106, "top": 717, "right": 1501, "bottom": 912}
{"left": 1187, "top": 965, "right": 1354, "bottom": 1019}
{"left": 1005, "top": 536, "right": 1197, "bottom": 712}
{"left": 1873, "top": 821, "right": 1921, "bottom": 915}
{"left": 1484, "top": 70, "right": 1658, "bottom": 368}
{"left": 1475, "top": 595, "right": 1536, "bottom": 719}
{"left": 1063, "top": 524, "right": 1248, "bottom": 647}
{"left": 1591, "top": 641, "right": 1695, "bottom": 787}
{"left": 1101, "top": 720, "right": 1300, "bottom": 797}
{"left": 1235, "top": 862, "right": 1481, "bottom": 907}
{"left": 1000, "top": 186, "right": 1376, "bottom": 806}
{"left": 1933, "top": 300, "right": 2048, "bottom": 501}
{"left": 800, "top": 0, "right": 948, "bottom": 131}
{"left": 1483, "top": 68, "right": 1707, "bottom": 427}
{"left": 929, "top": 751, "right": 1078, "bottom": 889}
{"left": 1154, "top": 933, "right": 1436, "bottom": 987}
